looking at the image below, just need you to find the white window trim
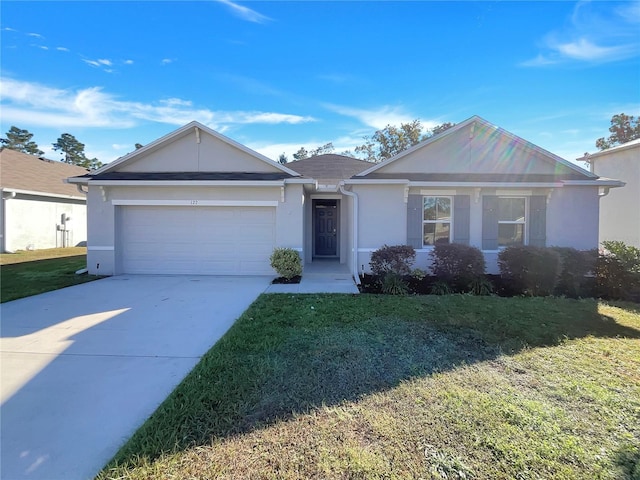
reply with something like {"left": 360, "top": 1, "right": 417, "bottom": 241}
{"left": 497, "top": 196, "right": 528, "bottom": 248}
{"left": 422, "top": 195, "right": 453, "bottom": 248}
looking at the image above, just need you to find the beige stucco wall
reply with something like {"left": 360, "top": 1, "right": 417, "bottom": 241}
{"left": 86, "top": 184, "right": 303, "bottom": 275}
{"left": 377, "top": 122, "right": 573, "bottom": 176}
{"left": 593, "top": 146, "right": 640, "bottom": 248}
{"left": 3, "top": 195, "right": 86, "bottom": 252}
{"left": 119, "top": 130, "right": 281, "bottom": 173}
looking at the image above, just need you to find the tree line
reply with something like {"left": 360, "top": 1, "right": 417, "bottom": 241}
{"left": 3, "top": 114, "right": 638, "bottom": 169}
{"left": 0, "top": 126, "right": 103, "bottom": 169}
{"left": 281, "top": 114, "right": 639, "bottom": 164}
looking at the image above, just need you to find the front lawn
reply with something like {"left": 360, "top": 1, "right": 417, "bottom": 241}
{"left": 99, "top": 295, "right": 640, "bottom": 480}
{"left": 1, "top": 248, "right": 101, "bottom": 302}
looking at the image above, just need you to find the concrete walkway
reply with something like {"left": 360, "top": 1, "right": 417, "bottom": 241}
{"left": 264, "top": 260, "right": 360, "bottom": 294}
{"left": 0, "top": 275, "right": 271, "bottom": 480}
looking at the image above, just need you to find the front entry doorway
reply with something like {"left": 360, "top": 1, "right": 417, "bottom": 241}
{"left": 313, "top": 199, "right": 339, "bottom": 258}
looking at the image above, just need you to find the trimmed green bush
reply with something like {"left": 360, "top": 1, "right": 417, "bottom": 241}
{"left": 370, "top": 245, "right": 416, "bottom": 276}
{"left": 429, "top": 243, "right": 486, "bottom": 292}
{"left": 602, "top": 240, "right": 640, "bottom": 273}
{"left": 269, "top": 248, "right": 302, "bottom": 279}
{"left": 498, "top": 245, "right": 561, "bottom": 296}
{"left": 552, "top": 247, "right": 597, "bottom": 298}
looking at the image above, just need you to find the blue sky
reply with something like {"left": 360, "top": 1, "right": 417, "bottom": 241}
{"left": 1, "top": 1, "right": 639, "bottom": 167}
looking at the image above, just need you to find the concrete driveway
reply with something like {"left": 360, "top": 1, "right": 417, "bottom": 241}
{"left": 0, "top": 275, "right": 271, "bottom": 480}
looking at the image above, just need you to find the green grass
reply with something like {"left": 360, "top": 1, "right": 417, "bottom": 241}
{"left": 1, "top": 248, "right": 101, "bottom": 302}
{"left": 99, "top": 295, "right": 640, "bottom": 480}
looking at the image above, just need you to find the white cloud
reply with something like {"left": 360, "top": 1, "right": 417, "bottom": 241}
{"left": 216, "top": 0, "right": 271, "bottom": 24}
{"left": 37, "top": 45, "right": 49, "bottom": 50}
{"left": 124, "top": 59, "right": 134, "bottom": 65}
{"left": 3, "top": 27, "right": 17, "bottom": 32}
{"left": 521, "top": 1, "right": 640, "bottom": 67}
{"left": 554, "top": 37, "right": 636, "bottom": 62}
{"left": 161, "top": 58, "right": 175, "bottom": 65}
{"left": 56, "top": 47, "right": 70, "bottom": 52}
{"left": 0, "top": 77, "right": 316, "bottom": 130}
{"left": 324, "top": 103, "right": 437, "bottom": 131}
{"left": 27, "top": 32, "right": 43, "bottom": 39}
{"left": 83, "top": 58, "right": 113, "bottom": 68}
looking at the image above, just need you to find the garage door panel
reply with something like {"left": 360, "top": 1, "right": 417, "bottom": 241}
{"left": 120, "top": 206, "right": 276, "bottom": 275}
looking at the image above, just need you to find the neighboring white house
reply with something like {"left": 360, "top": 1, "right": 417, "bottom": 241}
{"left": 67, "top": 116, "right": 623, "bottom": 280}
{"left": 584, "top": 139, "right": 639, "bottom": 248}
{"left": 1, "top": 148, "right": 88, "bottom": 252}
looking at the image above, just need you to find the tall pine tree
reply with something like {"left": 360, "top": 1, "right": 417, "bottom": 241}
{"left": 1, "top": 126, "right": 45, "bottom": 156}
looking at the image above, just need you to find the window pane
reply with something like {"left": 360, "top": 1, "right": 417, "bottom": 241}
{"left": 423, "top": 223, "right": 435, "bottom": 245}
{"left": 424, "top": 197, "right": 436, "bottom": 221}
{"left": 436, "top": 197, "right": 451, "bottom": 220}
{"left": 434, "top": 223, "right": 450, "bottom": 244}
{"left": 424, "top": 222, "right": 450, "bottom": 246}
{"left": 498, "top": 224, "right": 524, "bottom": 246}
{"left": 499, "top": 198, "right": 525, "bottom": 222}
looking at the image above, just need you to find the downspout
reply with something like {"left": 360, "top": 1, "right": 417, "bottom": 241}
{"left": 76, "top": 184, "right": 88, "bottom": 194}
{"left": 339, "top": 182, "right": 360, "bottom": 285}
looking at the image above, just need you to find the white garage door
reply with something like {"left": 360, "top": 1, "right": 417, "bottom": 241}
{"left": 120, "top": 206, "right": 276, "bottom": 275}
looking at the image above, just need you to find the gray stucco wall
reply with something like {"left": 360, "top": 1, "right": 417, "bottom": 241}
{"left": 547, "top": 186, "right": 599, "bottom": 250}
{"left": 353, "top": 184, "right": 600, "bottom": 276}
{"left": 86, "top": 184, "right": 303, "bottom": 275}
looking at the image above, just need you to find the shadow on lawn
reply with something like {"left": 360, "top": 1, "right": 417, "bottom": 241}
{"left": 108, "top": 295, "right": 640, "bottom": 468}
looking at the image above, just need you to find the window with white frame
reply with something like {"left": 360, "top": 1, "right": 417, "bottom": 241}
{"left": 423, "top": 196, "right": 452, "bottom": 246}
{"left": 498, "top": 197, "right": 526, "bottom": 247}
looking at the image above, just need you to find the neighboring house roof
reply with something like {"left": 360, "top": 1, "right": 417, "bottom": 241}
{"left": 287, "top": 154, "right": 372, "bottom": 182}
{"left": 92, "top": 120, "right": 300, "bottom": 177}
{"left": 0, "top": 148, "right": 88, "bottom": 198}
{"left": 357, "top": 115, "right": 598, "bottom": 180}
{"left": 582, "top": 138, "right": 640, "bottom": 161}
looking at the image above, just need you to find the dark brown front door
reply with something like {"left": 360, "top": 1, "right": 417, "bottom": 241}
{"left": 314, "top": 200, "right": 338, "bottom": 257}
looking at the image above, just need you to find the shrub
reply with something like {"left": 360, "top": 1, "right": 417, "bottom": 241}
{"left": 411, "top": 268, "right": 427, "bottom": 281}
{"left": 370, "top": 245, "right": 416, "bottom": 276}
{"left": 601, "top": 240, "right": 640, "bottom": 273}
{"left": 498, "top": 246, "right": 561, "bottom": 296}
{"left": 552, "top": 247, "right": 597, "bottom": 298}
{"left": 469, "top": 277, "right": 494, "bottom": 296}
{"left": 596, "top": 251, "right": 640, "bottom": 302}
{"left": 430, "top": 281, "right": 452, "bottom": 296}
{"left": 381, "top": 273, "right": 409, "bottom": 295}
{"left": 269, "top": 247, "right": 302, "bottom": 279}
{"left": 429, "top": 243, "right": 485, "bottom": 292}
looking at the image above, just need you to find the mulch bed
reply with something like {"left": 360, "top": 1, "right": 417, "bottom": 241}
{"left": 271, "top": 276, "right": 302, "bottom": 284}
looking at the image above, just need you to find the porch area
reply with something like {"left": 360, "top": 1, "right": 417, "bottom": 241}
{"left": 264, "top": 259, "right": 359, "bottom": 294}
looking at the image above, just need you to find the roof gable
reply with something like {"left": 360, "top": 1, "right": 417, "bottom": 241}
{"left": 358, "top": 116, "right": 596, "bottom": 180}
{"left": 287, "top": 154, "right": 372, "bottom": 181}
{"left": 96, "top": 121, "right": 299, "bottom": 176}
{"left": 0, "top": 148, "right": 88, "bottom": 197}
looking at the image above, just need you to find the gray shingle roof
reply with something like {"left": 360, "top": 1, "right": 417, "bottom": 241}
{"left": 84, "top": 172, "right": 293, "bottom": 181}
{"left": 287, "top": 154, "right": 372, "bottom": 182}
{"left": 0, "top": 148, "right": 89, "bottom": 197}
